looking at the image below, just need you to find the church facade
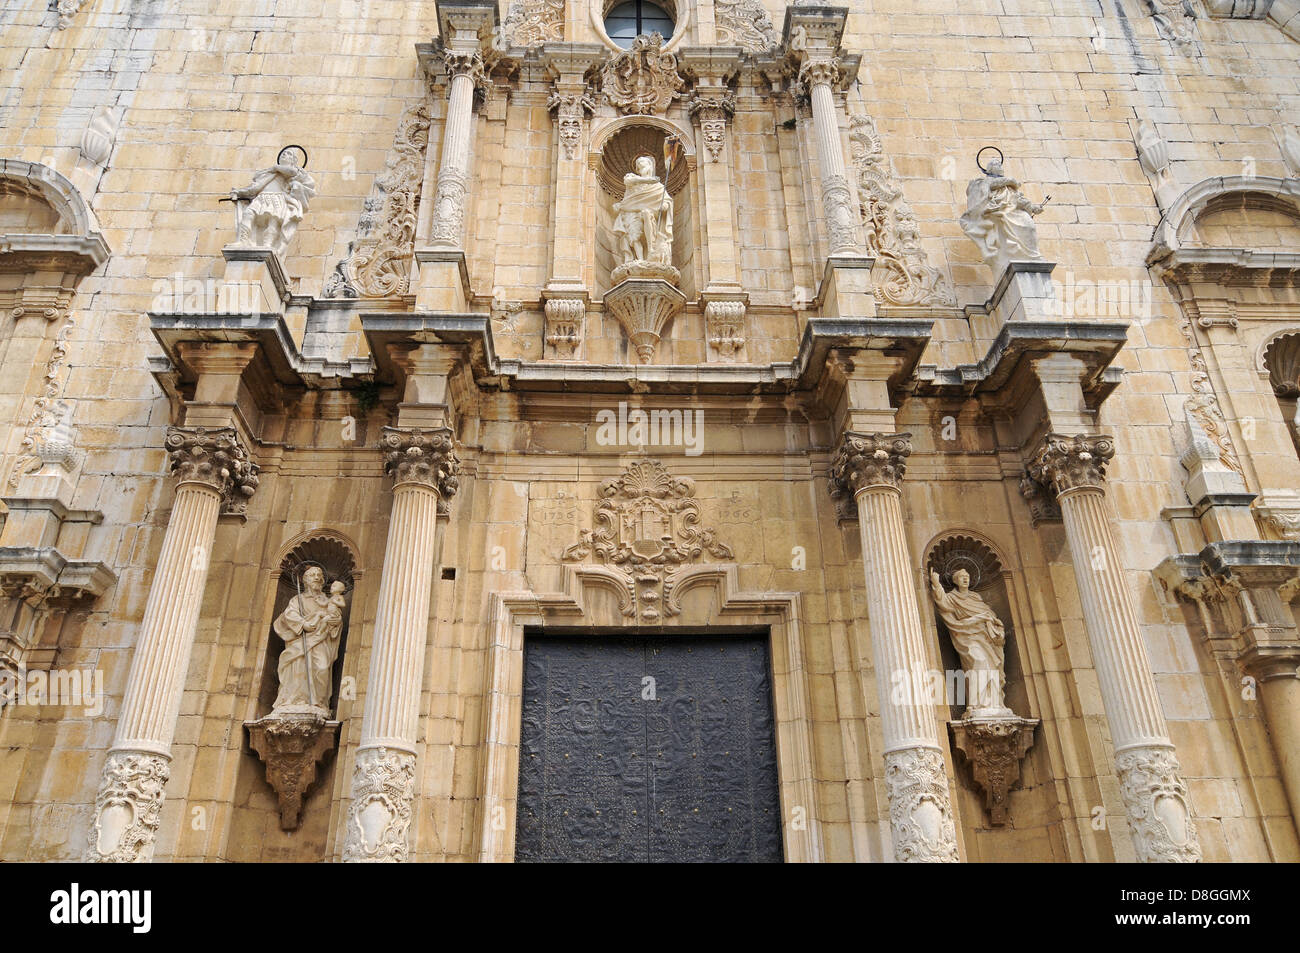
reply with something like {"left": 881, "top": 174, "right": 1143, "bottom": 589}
{"left": 1, "top": 0, "right": 1299, "bottom": 862}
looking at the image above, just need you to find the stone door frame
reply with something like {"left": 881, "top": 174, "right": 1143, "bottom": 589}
{"left": 476, "top": 564, "right": 823, "bottom": 862}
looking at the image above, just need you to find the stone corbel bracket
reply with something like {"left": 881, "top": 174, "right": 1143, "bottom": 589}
{"left": 0, "top": 545, "right": 116, "bottom": 671}
{"left": 948, "top": 715, "right": 1039, "bottom": 826}
{"left": 245, "top": 712, "right": 341, "bottom": 831}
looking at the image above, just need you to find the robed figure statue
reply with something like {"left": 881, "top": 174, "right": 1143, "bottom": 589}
{"left": 612, "top": 154, "right": 674, "bottom": 266}
{"left": 229, "top": 148, "right": 316, "bottom": 258}
{"left": 270, "top": 566, "right": 346, "bottom": 715}
{"left": 929, "top": 568, "right": 1011, "bottom": 715}
{"left": 958, "top": 156, "right": 1045, "bottom": 278}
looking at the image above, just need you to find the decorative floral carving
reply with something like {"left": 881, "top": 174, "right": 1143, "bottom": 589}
{"left": 85, "top": 751, "right": 170, "bottom": 863}
{"left": 848, "top": 112, "right": 956, "bottom": 307}
{"left": 1148, "top": 0, "right": 1200, "bottom": 51}
{"left": 798, "top": 59, "right": 843, "bottom": 90}
{"left": 1115, "top": 745, "right": 1202, "bottom": 862}
{"left": 883, "top": 747, "right": 960, "bottom": 862}
{"left": 502, "top": 0, "right": 564, "bottom": 49}
{"left": 324, "top": 101, "right": 431, "bottom": 298}
{"left": 245, "top": 711, "right": 340, "bottom": 830}
{"left": 544, "top": 297, "right": 585, "bottom": 359}
{"left": 829, "top": 433, "right": 912, "bottom": 517}
{"left": 601, "top": 34, "right": 685, "bottom": 116}
{"left": 8, "top": 313, "right": 75, "bottom": 489}
{"left": 429, "top": 167, "right": 470, "bottom": 248}
{"left": 548, "top": 90, "right": 595, "bottom": 161}
{"left": 1176, "top": 311, "right": 1242, "bottom": 474}
{"left": 948, "top": 716, "right": 1038, "bottom": 826}
{"left": 380, "top": 427, "right": 461, "bottom": 499}
{"left": 342, "top": 747, "right": 416, "bottom": 863}
{"left": 164, "top": 426, "right": 260, "bottom": 509}
{"left": 1025, "top": 433, "right": 1115, "bottom": 496}
{"left": 1018, "top": 474, "right": 1062, "bottom": 526}
{"left": 714, "top": 0, "right": 778, "bottom": 53}
{"left": 821, "top": 172, "right": 860, "bottom": 254}
{"left": 688, "top": 92, "right": 735, "bottom": 162}
{"left": 443, "top": 48, "right": 487, "bottom": 87}
{"left": 563, "top": 460, "right": 734, "bottom": 622}
{"left": 705, "top": 300, "right": 746, "bottom": 359}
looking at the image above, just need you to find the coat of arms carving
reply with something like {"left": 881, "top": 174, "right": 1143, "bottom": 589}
{"left": 601, "top": 34, "right": 685, "bottom": 116}
{"left": 562, "top": 459, "right": 733, "bottom": 621}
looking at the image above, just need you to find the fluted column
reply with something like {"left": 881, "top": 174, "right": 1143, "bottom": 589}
{"left": 429, "top": 49, "right": 486, "bottom": 249}
{"left": 830, "top": 432, "right": 960, "bottom": 862}
{"left": 801, "top": 59, "right": 859, "bottom": 256}
{"left": 1027, "top": 434, "right": 1202, "bottom": 862}
{"left": 87, "top": 427, "right": 259, "bottom": 862}
{"left": 342, "top": 427, "right": 460, "bottom": 862}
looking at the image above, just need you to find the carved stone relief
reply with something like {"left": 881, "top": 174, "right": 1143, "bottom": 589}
{"left": 883, "top": 747, "right": 960, "bottom": 862}
{"left": 601, "top": 34, "right": 685, "bottom": 116}
{"left": 84, "top": 751, "right": 169, "bottom": 863}
{"left": 848, "top": 112, "right": 955, "bottom": 307}
{"left": 714, "top": 0, "right": 778, "bottom": 53}
{"left": 324, "top": 101, "right": 432, "bottom": 298}
{"left": 341, "top": 747, "right": 417, "bottom": 862}
{"left": 1115, "top": 745, "right": 1203, "bottom": 862}
{"left": 502, "top": 0, "right": 565, "bottom": 49}
{"left": 548, "top": 90, "right": 595, "bottom": 161}
{"left": 562, "top": 459, "right": 734, "bottom": 622}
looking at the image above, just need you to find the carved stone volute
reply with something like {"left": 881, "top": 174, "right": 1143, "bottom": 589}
{"left": 829, "top": 432, "right": 912, "bottom": 500}
{"left": 380, "top": 427, "right": 461, "bottom": 499}
{"left": 1025, "top": 433, "right": 1115, "bottom": 496}
{"left": 164, "top": 426, "right": 260, "bottom": 507}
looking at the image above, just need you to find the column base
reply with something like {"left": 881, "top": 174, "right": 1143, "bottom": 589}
{"left": 342, "top": 746, "right": 417, "bottom": 862}
{"left": 883, "top": 746, "right": 960, "bottom": 862}
{"left": 1115, "top": 744, "right": 1203, "bottom": 862}
{"left": 85, "top": 749, "right": 171, "bottom": 863}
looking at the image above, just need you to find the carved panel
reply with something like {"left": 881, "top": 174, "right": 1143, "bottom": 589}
{"left": 601, "top": 34, "right": 685, "bottom": 116}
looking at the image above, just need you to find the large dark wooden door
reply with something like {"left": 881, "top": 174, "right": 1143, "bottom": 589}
{"left": 515, "top": 634, "right": 783, "bottom": 862}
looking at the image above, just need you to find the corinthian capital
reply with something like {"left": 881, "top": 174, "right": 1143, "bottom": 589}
{"left": 1025, "top": 433, "right": 1115, "bottom": 496}
{"left": 798, "top": 58, "right": 844, "bottom": 90}
{"left": 380, "top": 426, "right": 461, "bottom": 499}
{"left": 443, "top": 47, "right": 487, "bottom": 86}
{"left": 164, "top": 426, "right": 259, "bottom": 506}
{"left": 829, "top": 432, "right": 912, "bottom": 504}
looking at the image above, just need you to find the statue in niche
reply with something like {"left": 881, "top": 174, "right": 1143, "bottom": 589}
{"left": 228, "top": 146, "right": 316, "bottom": 258}
{"left": 612, "top": 154, "right": 675, "bottom": 274}
{"left": 929, "top": 568, "right": 1011, "bottom": 716}
{"left": 958, "top": 153, "right": 1046, "bottom": 278}
{"left": 270, "top": 566, "right": 346, "bottom": 716}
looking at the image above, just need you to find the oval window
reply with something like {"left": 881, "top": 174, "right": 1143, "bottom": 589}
{"left": 605, "top": 0, "right": 676, "bottom": 49}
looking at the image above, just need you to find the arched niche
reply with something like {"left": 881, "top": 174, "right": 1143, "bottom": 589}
{"left": 254, "top": 530, "right": 360, "bottom": 719}
{"left": 1262, "top": 330, "right": 1300, "bottom": 458}
{"left": 1148, "top": 175, "right": 1300, "bottom": 264}
{"left": 921, "top": 532, "right": 1028, "bottom": 722}
{"left": 590, "top": 117, "right": 698, "bottom": 303}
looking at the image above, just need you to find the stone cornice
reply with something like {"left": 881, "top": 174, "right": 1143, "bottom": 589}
{"left": 1024, "top": 433, "right": 1115, "bottom": 496}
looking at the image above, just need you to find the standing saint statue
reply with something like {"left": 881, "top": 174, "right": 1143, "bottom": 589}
{"left": 229, "top": 147, "right": 316, "bottom": 258}
{"left": 612, "top": 154, "right": 674, "bottom": 267}
{"left": 270, "top": 566, "right": 346, "bottom": 716}
{"left": 958, "top": 155, "right": 1046, "bottom": 278}
{"left": 929, "top": 568, "right": 1011, "bottom": 716}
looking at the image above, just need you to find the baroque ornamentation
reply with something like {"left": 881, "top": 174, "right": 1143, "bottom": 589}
{"left": 960, "top": 154, "right": 1046, "bottom": 278}
{"left": 604, "top": 278, "right": 685, "bottom": 363}
{"left": 821, "top": 173, "right": 860, "bottom": 254}
{"left": 612, "top": 154, "right": 675, "bottom": 270}
{"left": 1148, "top": 0, "right": 1200, "bottom": 52}
{"left": 324, "top": 101, "right": 431, "bottom": 298}
{"left": 544, "top": 297, "right": 585, "bottom": 359}
{"left": 270, "top": 566, "right": 347, "bottom": 715}
{"left": 85, "top": 751, "right": 170, "bottom": 863}
{"left": 601, "top": 34, "right": 685, "bottom": 116}
{"left": 164, "top": 426, "right": 260, "bottom": 509}
{"left": 1177, "top": 311, "right": 1242, "bottom": 474}
{"left": 848, "top": 112, "right": 955, "bottom": 307}
{"left": 1019, "top": 474, "right": 1062, "bottom": 525}
{"left": 688, "top": 92, "right": 735, "bottom": 163}
{"left": 341, "top": 747, "right": 416, "bottom": 862}
{"left": 714, "top": 0, "right": 778, "bottom": 53}
{"left": 429, "top": 167, "right": 470, "bottom": 248}
{"left": 80, "top": 105, "right": 120, "bottom": 168}
{"left": 828, "top": 433, "right": 912, "bottom": 517}
{"left": 380, "top": 427, "right": 461, "bottom": 499}
{"left": 7, "top": 314, "right": 75, "bottom": 489}
{"left": 548, "top": 90, "right": 595, "bottom": 161}
{"left": 948, "top": 716, "right": 1039, "bottom": 826}
{"left": 883, "top": 747, "right": 960, "bottom": 862}
{"left": 228, "top": 150, "right": 316, "bottom": 259}
{"left": 1115, "top": 745, "right": 1203, "bottom": 862}
{"left": 704, "top": 300, "right": 746, "bottom": 359}
{"left": 245, "top": 710, "right": 340, "bottom": 830}
{"left": 562, "top": 460, "right": 734, "bottom": 622}
{"left": 798, "top": 59, "right": 843, "bottom": 90}
{"left": 54, "top": 0, "right": 85, "bottom": 29}
{"left": 502, "top": 0, "right": 564, "bottom": 49}
{"left": 443, "top": 48, "right": 487, "bottom": 87}
{"left": 1025, "top": 433, "right": 1115, "bottom": 496}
